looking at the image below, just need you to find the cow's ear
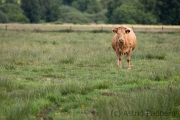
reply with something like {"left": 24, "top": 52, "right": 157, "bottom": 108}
{"left": 125, "top": 29, "right": 130, "bottom": 34}
{"left": 112, "top": 28, "right": 118, "bottom": 34}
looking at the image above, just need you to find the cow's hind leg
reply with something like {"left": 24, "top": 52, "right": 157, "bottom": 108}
{"left": 126, "top": 55, "right": 131, "bottom": 69}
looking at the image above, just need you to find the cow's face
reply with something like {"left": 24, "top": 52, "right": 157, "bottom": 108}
{"left": 112, "top": 27, "right": 130, "bottom": 44}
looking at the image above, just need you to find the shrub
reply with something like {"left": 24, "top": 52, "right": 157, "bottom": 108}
{"left": 53, "top": 20, "right": 63, "bottom": 24}
{"left": 60, "top": 5, "right": 79, "bottom": 13}
{"left": 0, "top": 3, "right": 29, "bottom": 23}
{"left": 110, "top": 4, "right": 157, "bottom": 24}
{"left": 145, "top": 53, "right": 165, "bottom": 60}
{"left": 85, "top": 9, "right": 108, "bottom": 24}
{"left": 60, "top": 6, "right": 89, "bottom": 24}
{"left": 0, "top": 10, "right": 8, "bottom": 23}
{"left": 71, "top": 0, "right": 103, "bottom": 14}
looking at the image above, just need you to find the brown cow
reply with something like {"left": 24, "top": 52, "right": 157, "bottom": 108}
{"left": 111, "top": 26, "right": 136, "bottom": 69}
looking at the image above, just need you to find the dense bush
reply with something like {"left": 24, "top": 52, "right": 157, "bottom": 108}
{"left": 0, "top": 4, "right": 29, "bottom": 23}
{"left": 107, "top": 2, "right": 157, "bottom": 24}
{"left": 63, "top": 12, "right": 89, "bottom": 24}
{"left": 84, "top": 10, "right": 108, "bottom": 24}
{"left": 5, "top": 0, "right": 17, "bottom": 4}
{"left": 59, "top": 5, "right": 107, "bottom": 24}
{"left": 21, "top": 0, "right": 39, "bottom": 23}
{"left": 38, "top": 0, "right": 61, "bottom": 22}
{"left": 107, "top": 0, "right": 180, "bottom": 25}
{"left": 139, "top": 0, "right": 180, "bottom": 25}
{"left": 0, "top": 0, "right": 179, "bottom": 24}
{"left": 0, "top": 10, "right": 8, "bottom": 23}
{"left": 60, "top": 5, "right": 78, "bottom": 13}
{"left": 59, "top": 5, "right": 89, "bottom": 24}
{"left": 71, "top": 0, "right": 102, "bottom": 14}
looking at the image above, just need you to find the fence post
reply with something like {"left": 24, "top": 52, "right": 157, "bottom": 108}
{"left": 70, "top": 26, "right": 72, "bottom": 31}
{"left": 5, "top": 25, "right": 7, "bottom": 31}
{"left": 101, "top": 26, "right": 103, "bottom": 31}
{"left": 162, "top": 26, "right": 164, "bottom": 31}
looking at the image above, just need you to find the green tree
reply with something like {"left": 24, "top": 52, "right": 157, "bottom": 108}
{"left": 72, "top": 0, "right": 102, "bottom": 14}
{"left": 100, "top": 0, "right": 111, "bottom": 9}
{"left": 86, "top": 0, "right": 102, "bottom": 14}
{"left": 46, "top": 4, "right": 60, "bottom": 22}
{"left": 106, "top": 0, "right": 157, "bottom": 24}
{"left": 154, "top": 0, "right": 180, "bottom": 24}
{"left": 138, "top": 0, "right": 156, "bottom": 13}
{"left": 21, "top": 0, "right": 40, "bottom": 23}
{"left": 54, "top": 0, "right": 63, "bottom": 5}
{"left": 0, "top": 3, "right": 29, "bottom": 23}
{"left": 60, "top": 5, "right": 89, "bottom": 24}
{"left": 5, "top": 0, "right": 17, "bottom": 4}
{"left": 106, "top": 0, "right": 122, "bottom": 23}
{"left": 63, "top": 0, "right": 74, "bottom": 5}
{"left": 38, "top": 0, "right": 61, "bottom": 22}
{"left": 139, "top": 0, "right": 180, "bottom": 25}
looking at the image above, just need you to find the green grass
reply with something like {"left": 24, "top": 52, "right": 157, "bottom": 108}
{"left": 0, "top": 29, "right": 180, "bottom": 120}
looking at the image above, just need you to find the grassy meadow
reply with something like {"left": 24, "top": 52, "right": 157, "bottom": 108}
{"left": 0, "top": 24, "right": 180, "bottom": 120}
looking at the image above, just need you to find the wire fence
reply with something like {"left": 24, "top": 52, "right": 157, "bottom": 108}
{"left": 0, "top": 24, "right": 180, "bottom": 33}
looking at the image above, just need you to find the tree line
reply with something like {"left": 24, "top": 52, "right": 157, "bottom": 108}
{"left": 0, "top": 0, "right": 180, "bottom": 25}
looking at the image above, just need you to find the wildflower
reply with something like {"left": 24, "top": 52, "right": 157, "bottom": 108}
{"left": 55, "top": 112, "right": 60, "bottom": 116}
{"left": 81, "top": 105, "right": 85, "bottom": 109}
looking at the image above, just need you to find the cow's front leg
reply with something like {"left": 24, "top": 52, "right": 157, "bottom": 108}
{"left": 116, "top": 50, "right": 122, "bottom": 68}
{"left": 117, "top": 55, "right": 122, "bottom": 68}
{"left": 126, "top": 49, "right": 132, "bottom": 69}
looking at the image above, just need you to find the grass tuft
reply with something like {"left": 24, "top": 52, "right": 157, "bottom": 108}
{"left": 145, "top": 53, "right": 165, "bottom": 60}
{"left": 60, "top": 56, "right": 75, "bottom": 64}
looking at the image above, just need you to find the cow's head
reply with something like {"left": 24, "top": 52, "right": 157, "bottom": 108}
{"left": 112, "top": 26, "right": 131, "bottom": 44}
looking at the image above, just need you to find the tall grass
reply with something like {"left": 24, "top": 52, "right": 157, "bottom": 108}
{"left": 0, "top": 29, "right": 180, "bottom": 120}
